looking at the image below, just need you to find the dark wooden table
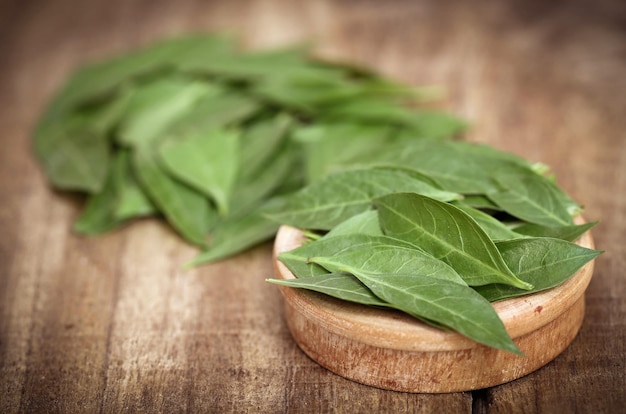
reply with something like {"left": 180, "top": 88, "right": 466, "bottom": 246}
{"left": 1, "top": 0, "right": 625, "bottom": 412}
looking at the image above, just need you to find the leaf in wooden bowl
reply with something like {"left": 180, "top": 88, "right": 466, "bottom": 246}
{"left": 271, "top": 219, "right": 597, "bottom": 393}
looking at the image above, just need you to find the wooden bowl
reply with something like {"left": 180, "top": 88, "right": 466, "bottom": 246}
{"left": 272, "top": 222, "right": 596, "bottom": 393}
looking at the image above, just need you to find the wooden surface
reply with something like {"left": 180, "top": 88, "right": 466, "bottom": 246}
{"left": 1, "top": 0, "right": 624, "bottom": 412}
{"left": 272, "top": 224, "right": 595, "bottom": 393}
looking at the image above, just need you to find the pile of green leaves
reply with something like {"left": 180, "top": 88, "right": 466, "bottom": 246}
{"left": 265, "top": 140, "right": 601, "bottom": 354}
{"left": 34, "top": 34, "right": 601, "bottom": 353}
{"left": 33, "top": 34, "right": 464, "bottom": 266}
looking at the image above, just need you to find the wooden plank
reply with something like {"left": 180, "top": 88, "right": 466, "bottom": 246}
{"left": 0, "top": 0, "right": 624, "bottom": 412}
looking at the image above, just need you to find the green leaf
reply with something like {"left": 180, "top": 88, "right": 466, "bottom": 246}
{"left": 487, "top": 172, "right": 575, "bottom": 226}
{"left": 133, "top": 146, "right": 215, "bottom": 247}
{"left": 253, "top": 75, "right": 358, "bottom": 113}
{"left": 366, "top": 141, "right": 495, "bottom": 194}
{"left": 511, "top": 221, "right": 597, "bottom": 242}
{"left": 187, "top": 196, "right": 291, "bottom": 266}
{"left": 158, "top": 128, "right": 240, "bottom": 216}
{"left": 352, "top": 139, "right": 531, "bottom": 194}
{"left": 460, "top": 194, "right": 503, "bottom": 211}
{"left": 187, "top": 212, "right": 278, "bottom": 267}
{"left": 43, "top": 34, "right": 235, "bottom": 120}
{"left": 320, "top": 97, "right": 414, "bottom": 124}
{"left": 33, "top": 92, "right": 129, "bottom": 193}
{"left": 395, "top": 111, "right": 468, "bottom": 140}
{"left": 267, "top": 273, "right": 390, "bottom": 307}
{"left": 351, "top": 271, "right": 522, "bottom": 355}
{"left": 308, "top": 235, "right": 467, "bottom": 285}
{"left": 451, "top": 201, "right": 525, "bottom": 241}
{"left": 320, "top": 99, "right": 466, "bottom": 139}
{"left": 162, "top": 92, "right": 261, "bottom": 138}
{"left": 117, "top": 77, "right": 217, "bottom": 147}
{"left": 375, "top": 193, "right": 533, "bottom": 289}
{"left": 237, "top": 113, "right": 293, "bottom": 183}
{"left": 230, "top": 139, "right": 299, "bottom": 217}
{"left": 277, "top": 233, "right": 414, "bottom": 279}
{"left": 265, "top": 168, "right": 462, "bottom": 230}
{"left": 73, "top": 154, "right": 125, "bottom": 234}
{"left": 73, "top": 150, "right": 155, "bottom": 233}
{"left": 475, "top": 237, "right": 602, "bottom": 302}
{"left": 253, "top": 69, "right": 415, "bottom": 114}
{"left": 323, "top": 210, "right": 382, "bottom": 238}
{"left": 34, "top": 115, "right": 111, "bottom": 193}
{"left": 176, "top": 45, "right": 318, "bottom": 80}
{"left": 167, "top": 34, "right": 238, "bottom": 72}
{"left": 292, "top": 122, "right": 395, "bottom": 183}
{"left": 113, "top": 151, "right": 156, "bottom": 221}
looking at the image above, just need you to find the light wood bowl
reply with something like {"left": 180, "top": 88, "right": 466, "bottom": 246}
{"left": 272, "top": 221, "right": 596, "bottom": 393}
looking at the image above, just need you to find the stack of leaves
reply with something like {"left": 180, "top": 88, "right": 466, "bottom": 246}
{"left": 33, "top": 34, "right": 465, "bottom": 266}
{"left": 34, "top": 34, "right": 601, "bottom": 352}
{"left": 264, "top": 141, "right": 602, "bottom": 354}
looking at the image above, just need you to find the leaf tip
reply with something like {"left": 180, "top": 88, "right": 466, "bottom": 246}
{"left": 182, "top": 259, "right": 200, "bottom": 270}
{"left": 509, "top": 345, "right": 525, "bottom": 357}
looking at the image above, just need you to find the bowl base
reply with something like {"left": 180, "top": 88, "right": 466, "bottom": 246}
{"left": 284, "top": 295, "right": 585, "bottom": 393}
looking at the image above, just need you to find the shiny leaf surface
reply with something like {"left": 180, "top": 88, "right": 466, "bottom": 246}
{"left": 375, "top": 193, "right": 533, "bottom": 289}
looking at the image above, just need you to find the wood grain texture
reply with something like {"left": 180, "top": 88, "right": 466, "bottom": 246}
{"left": 0, "top": 0, "right": 624, "bottom": 412}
